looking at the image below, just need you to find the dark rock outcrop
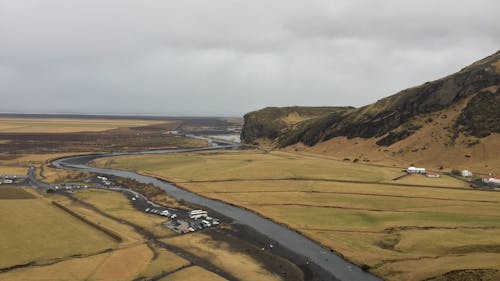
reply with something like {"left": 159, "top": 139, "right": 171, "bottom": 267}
{"left": 242, "top": 50, "right": 500, "bottom": 147}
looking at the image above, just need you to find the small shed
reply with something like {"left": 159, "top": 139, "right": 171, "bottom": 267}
{"left": 426, "top": 171, "right": 440, "bottom": 178}
{"left": 461, "top": 170, "right": 473, "bottom": 177}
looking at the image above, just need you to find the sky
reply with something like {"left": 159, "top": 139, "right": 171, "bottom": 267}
{"left": 0, "top": 1, "right": 499, "bottom": 117}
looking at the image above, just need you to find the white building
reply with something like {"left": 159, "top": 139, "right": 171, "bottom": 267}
{"left": 407, "top": 167, "right": 426, "bottom": 174}
{"left": 461, "top": 170, "right": 473, "bottom": 177}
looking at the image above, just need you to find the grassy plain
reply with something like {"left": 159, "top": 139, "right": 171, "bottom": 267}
{"left": 161, "top": 233, "right": 283, "bottom": 281}
{"left": 73, "top": 189, "right": 176, "bottom": 237}
{"left": 138, "top": 244, "right": 190, "bottom": 280}
{"left": 95, "top": 150, "right": 500, "bottom": 281}
{"left": 0, "top": 251, "right": 111, "bottom": 281}
{"left": 0, "top": 187, "right": 214, "bottom": 281}
{"left": 89, "top": 243, "right": 153, "bottom": 281}
{"left": 0, "top": 189, "right": 116, "bottom": 269}
{"left": 158, "top": 266, "right": 228, "bottom": 281}
{"left": 0, "top": 117, "right": 165, "bottom": 133}
{"left": 93, "top": 150, "right": 404, "bottom": 182}
{"left": 0, "top": 187, "right": 36, "bottom": 199}
{"left": 385, "top": 173, "right": 470, "bottom": 188}
{"left": 0, "top": 117, "right": 207, "bottom": 155}
{"left": 0, "top": 165, "right": 27, "bottom": 175}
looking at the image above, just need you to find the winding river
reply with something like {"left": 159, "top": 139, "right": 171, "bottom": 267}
{"left": 52, "top": 145, "right": 381, "bottom": 281}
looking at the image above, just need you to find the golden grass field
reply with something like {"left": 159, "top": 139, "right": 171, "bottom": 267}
{"left": 161, "top": 233, "right": 282, "bottom": 281}
{"left": 94, "top": 150, "right": 405, "bottom": 182}
{"left": 0, "top": 188, "right": 116, "bottom": 269}
{"left": 73, "top": 189, "right": 176, "bottom": 238}
{"left": 94, "top": 150, "right": 500, "bottom": 281}
{"left": 0, "top": 165, "right": 27, "bottom": 175}
{"left": 0, "top": 188, "right": 202, "bottom": 281}
{"left": 158, "top": 266, "right": 228, "bottom": 281}
{"left": 0, "top": 185, "right": 281, "bottom": 281}
{"left": 0, "top": 117, "right": 165, "bottom": 133}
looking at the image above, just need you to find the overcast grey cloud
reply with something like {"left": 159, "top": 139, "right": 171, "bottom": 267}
{"left": 0, "top": 0, "right": 499, "bottom": 116}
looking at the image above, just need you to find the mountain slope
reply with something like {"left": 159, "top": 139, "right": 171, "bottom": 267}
{"left": 241, "top": 51, "right": 500, "bottom": 172}
{"left": 241, "top": 106, "right": 354, "bottom": 145}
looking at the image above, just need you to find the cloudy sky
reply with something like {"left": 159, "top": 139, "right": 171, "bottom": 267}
{"left": 0, "top": 1, "right": 499, "bottom": 116}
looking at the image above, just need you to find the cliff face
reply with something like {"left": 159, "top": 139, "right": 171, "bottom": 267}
{"left": 240, "top": 106, "right": 354, "bottom": 145}
{"left": 242, "top": 51, "right": 500, "bottom": 148}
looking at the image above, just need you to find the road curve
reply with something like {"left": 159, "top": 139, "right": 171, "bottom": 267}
{"left": 52, "top": 146, "right": 381, "bottom": 281}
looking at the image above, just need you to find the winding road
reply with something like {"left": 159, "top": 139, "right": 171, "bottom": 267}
{"left": 51, "top": 144, "right": 381, "bottom": 281}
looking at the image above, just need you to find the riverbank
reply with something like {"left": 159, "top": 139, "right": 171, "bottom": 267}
{"left": 52, "top": 148, "right": 381, "bottom": 281}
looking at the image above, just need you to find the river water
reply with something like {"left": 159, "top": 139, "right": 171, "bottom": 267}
{"left": 52, "top": 146, "right": 381, "bottom": 281}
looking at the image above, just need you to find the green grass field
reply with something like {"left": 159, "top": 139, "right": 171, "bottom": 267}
{"left": 94, "top": 150, "right": 500, "bottom": 281}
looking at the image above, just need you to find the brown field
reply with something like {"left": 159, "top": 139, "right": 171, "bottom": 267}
{"left": 161, "top": 233, "right": 283, "bottom": 281}
{"left": 0, "top": 117, "right": 166, "bottom": 133}
{"left": 138, "top": 244, "right": 190, "bottom": 280}
{"left": 0, "top": 116, "right": 243, "bottom": 155}
{"left": 90, "top": 243, "right": 153, "bottom": 281}
{"left": 0, "top": 187, "right": 36, "bottom": 199}
{"left": 97, "top": 150, "right": 500, "bottom": 280}
{"left": 0, "top": 251, "right": 111, "bottom": 281}
{"left": 40, "top": 164, "right": 90, "bottom": 184}
{"left": 92, "top": 150, "right": 404, "bottom": 182}
{"left": 0, "top": 187, "right": 220, "bottom": 281}
{"left": 0, "top": 191, "right": 117, "bottom": 269}
{"left": 158, "top": 266, "right": 228, "bottom": 281}
{"left": 384, "top": 173, "right": 470, "bottom": 188}
{"left": 0, "top": 165, "right": 27, "bottom": 175}
{"left": 72, "top": 189, "right": 176, "bottom": 237}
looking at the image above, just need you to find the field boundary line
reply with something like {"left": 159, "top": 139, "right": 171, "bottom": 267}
{"left": 51, "top": 201, "right": 123, "bottom": 242}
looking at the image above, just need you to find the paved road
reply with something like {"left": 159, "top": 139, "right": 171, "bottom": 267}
{"left": 52, "top": 146, "right": 381, "bottom": 281}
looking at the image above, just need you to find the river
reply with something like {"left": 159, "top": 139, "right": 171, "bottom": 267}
{"left": 52, "top": 145, "right": 381, "bottom": 281}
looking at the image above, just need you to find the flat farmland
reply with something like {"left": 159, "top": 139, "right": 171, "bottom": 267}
{"left": 158, "top": 266, "right": 228, "bottom": 281}
{"left": 0, "top": 190, "right": 117, "bottom": 269}
{"left": 94, "top": 150, "right": 500, "bottom": 281}
{"left": 0, "top": 187, "right": 36, "bottom": 199}
{"left": 0, "top": 117, "right": 208, "bottom": 154}
{"left": 161, "top": 232, "right": 287, "bottom": 281}
{"left": 0, "top": 187, "right": 219, "bottom": 281}
{"left": 0, "top": 117, "right": 166, "bottom": 133}
{"left": 384, "top": 173, "right": 470, "bottom": 188}
{"left": 73, "top": 189, "right": 176, "bottom": 237}
{"left": 93, "top": 150, "right": 404, "bottom": 182}
{"left": 0, "top": 165, "right": 27, "bottom": 175}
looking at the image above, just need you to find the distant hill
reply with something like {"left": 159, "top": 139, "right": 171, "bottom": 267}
{"left": 241, "top": 51, "right": 500, "bottom": 173}
{"left": 241, "top": 106, "right": 354, "bottom": 146}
